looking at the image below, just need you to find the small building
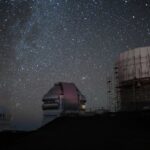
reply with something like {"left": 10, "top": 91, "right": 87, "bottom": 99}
{"left": 0, "top": 107, "right": 11, "bottom": 131}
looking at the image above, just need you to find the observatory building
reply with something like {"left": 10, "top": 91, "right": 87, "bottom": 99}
{"left": 42, "top": 82, "right": 86, "bottom": 124}
{"left": 115, "top": 47, "right": 150, "bottom": 111}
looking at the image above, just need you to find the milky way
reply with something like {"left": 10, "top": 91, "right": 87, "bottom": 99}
{"left": 0, "top": 0, "right": 150, "bottom": 129}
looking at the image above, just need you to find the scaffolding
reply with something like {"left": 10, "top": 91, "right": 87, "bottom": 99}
{"left": 106, "top": 75, "right": 118, "bottom": 112}
{"left": 115, "top": 47, "right": 150, "bottom": 111}
{"left": 114, "top": 66, "right": 121, "bottom": 111}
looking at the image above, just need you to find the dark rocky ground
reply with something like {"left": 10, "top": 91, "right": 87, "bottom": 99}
{"left": 1, "top": 111, "right": 150, "bottom": 150}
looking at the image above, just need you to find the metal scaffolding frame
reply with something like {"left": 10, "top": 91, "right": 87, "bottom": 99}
{"left": 115, "top": 47, "right": 150, "bottom": 111}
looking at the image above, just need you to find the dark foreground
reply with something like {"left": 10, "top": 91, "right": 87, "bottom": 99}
{"left": 1, "top": 111, "right": 150, "bottom": 150}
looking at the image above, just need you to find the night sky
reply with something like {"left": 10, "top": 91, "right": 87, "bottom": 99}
{"left": 0, "top": 0, "right": 150, "bottom": 129}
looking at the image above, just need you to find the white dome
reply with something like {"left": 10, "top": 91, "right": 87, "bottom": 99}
{"left": 116, "top": 47, "right": 150, "bottom": 82}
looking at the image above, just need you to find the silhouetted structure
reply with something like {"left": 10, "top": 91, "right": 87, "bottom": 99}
{"left": 0, "top": 107, "right": 11, "bottom": 131}
{"left": 1, "top": 111, "right": 150, "bottom": 150}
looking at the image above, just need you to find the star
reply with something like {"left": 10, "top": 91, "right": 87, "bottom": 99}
{"left": 0, "top": 0, "right": 150, "bottom": 129}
